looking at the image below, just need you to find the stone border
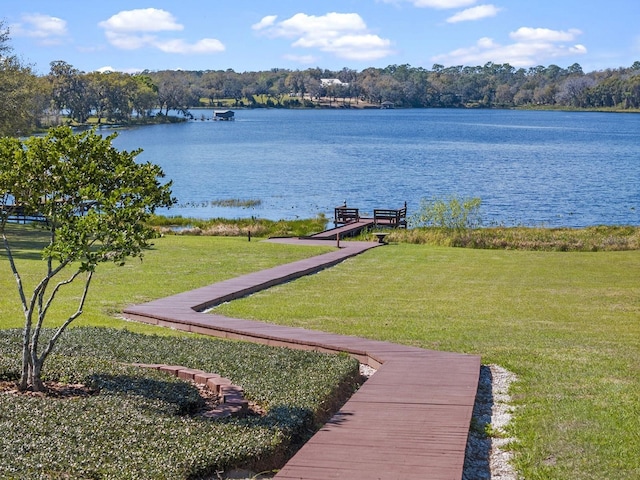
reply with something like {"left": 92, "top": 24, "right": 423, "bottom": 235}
{"left": 132, "top": 363, "right": 248, "bottom": 418}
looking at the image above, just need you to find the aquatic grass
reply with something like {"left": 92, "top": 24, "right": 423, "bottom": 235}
{"left": 217, "top": 244, "right": 640, "bottom": 479}
{"left": 375, "top": 225, "right": 640, "bottom": 251}
{"left": 178, "top": 198, "right": 262, "bottom": 209}
{"left": 210, "top": 198, "right": 262, "bottom": 208}
{"left": 146, "top": 216, "right": 640, "bottom": 251}
{"left": 146, "top": 214, "right": 328, "bottom": 238}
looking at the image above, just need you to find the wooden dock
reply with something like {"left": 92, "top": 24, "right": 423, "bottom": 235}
{"left": 306, "top": 203, "right": 408, "bottom": 240}
{"left": 123, "top": 238, "right": 481, "bottom": 480}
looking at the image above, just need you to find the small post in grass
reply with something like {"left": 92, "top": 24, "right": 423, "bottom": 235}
{"left": 374, "top": 232, "right": 389, "bottom": 244}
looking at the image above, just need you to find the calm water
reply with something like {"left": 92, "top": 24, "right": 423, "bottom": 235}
{"left": 110, "top": 109, "right": 640, "bottom": 227}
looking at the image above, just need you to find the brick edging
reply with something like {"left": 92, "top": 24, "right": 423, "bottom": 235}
{"left": 132, "top": 363, "right": 248, "bottom": 418}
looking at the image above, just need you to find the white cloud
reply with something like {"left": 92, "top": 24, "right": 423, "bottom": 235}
{"left": 155, "top": 38, "right": 225, "bottom": 54}
{"left": 277, "top": 12, "right": 368, "bottom": 37}
{"left": 10, "top": 13, "right": 68, "bottom": 45}
{"left": 380, "top": 0, "right": 477, "bottom": 9}
{"left": 254, "top": 12, "right": 394, "bottom": 62}
{"left": 98, "top": 8, "right": 224, "bottom": 55}
{"left": 510, "top": 27, "right": 582, "bottom": 43}
{"left": 96, "top": 65, "right": 144, "bottom": 74}
{"left": 432, "top": 26, "right": 587, "bottom": 67}
{"left": 252, "top": 15, "right": 278, "bottom": 31}
{"left": 98, "top": 8, "right": 183, "bottom": 33}
{"left": 447, "top": 4, "right": 501, "bottom": 23}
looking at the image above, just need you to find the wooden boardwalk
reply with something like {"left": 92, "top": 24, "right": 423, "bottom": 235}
{"left": 123, "top": 238, "right": 481, "bottom": 480}
{"left": 306, "top": 219, "right": 376, "bottom": 240}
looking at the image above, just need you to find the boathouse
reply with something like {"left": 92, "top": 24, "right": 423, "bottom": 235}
{"left": 213, "top": 110, "right": 235, "bottom": 121}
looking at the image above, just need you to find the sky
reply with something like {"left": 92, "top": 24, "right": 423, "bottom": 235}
{"left": 3, "top": 0, "right": 640, "bottom": 75}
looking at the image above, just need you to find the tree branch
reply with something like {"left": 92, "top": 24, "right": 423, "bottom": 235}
{"left": 38, "top": 268, "right": 84, "bottom": 327}
{"left": 40, "top": 270, "right": 93, "bottom": 362}
{"left": 2, "top": 231, "right": 28, "bottom": 312}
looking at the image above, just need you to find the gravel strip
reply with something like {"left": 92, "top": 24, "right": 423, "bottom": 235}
{"left": 463, "top": 364, "right": 518, "bottom": 480}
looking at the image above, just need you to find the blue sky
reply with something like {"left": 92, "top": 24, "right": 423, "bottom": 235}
{"left": 4, "top": 0, "right": 639, "bottom": 74}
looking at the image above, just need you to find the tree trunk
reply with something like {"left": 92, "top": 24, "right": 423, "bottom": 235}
{"left": 19, "top": 345, "right": 46, "bottom": 392}
{"left": 28, "top": 360, "right": 46, "bottom": 392}
{"left": 19, "top": 338, "right": 30, "bottom": 391}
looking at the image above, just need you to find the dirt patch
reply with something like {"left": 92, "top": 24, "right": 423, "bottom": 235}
{"left": 0, "top": 380, "right": 98, "bottom": 398}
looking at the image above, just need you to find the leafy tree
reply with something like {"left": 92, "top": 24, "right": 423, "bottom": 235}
{"left": 0, "top": 127, "right": 174, "bottom": 392}
{"left": 285, "top": 70, "right": 306, "bottom": 100}
{"left": 86, "top": 71, "right": 137, "bottom": 123}
{"left": 48, "top": 61, "right": 93, "bottom": 123}
{"left": 0, "top": 21, "right": 41, "bottom": 136}
{"left": 555, "top": 76, "right": 596, "bottom": 107}
{"left": 130, "top": 74, "right": 158, "bottom": 118}
{"left": 221, "top": 71, "right": 244, "bottom": 106}
{"left": 155, "top": 70, "right": 195, "bottom": 116}
{"left": 201, "top": 70, "right": 224, "bottom": 105}
{"left": 0, "top": 20, "right": 9, "bottom": 56}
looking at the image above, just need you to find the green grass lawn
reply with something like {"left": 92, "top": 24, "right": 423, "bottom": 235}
{"left": 2, "top": 225, "right": 639, "bottom": 479}
{"left": 0, "top": 225, "right": 332, "bottom": 331}
{"left": 215, "top": 243, "right": 640, "bottom": 480}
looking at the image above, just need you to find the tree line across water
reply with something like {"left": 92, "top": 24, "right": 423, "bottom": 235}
{"left": 2, "top": 21, "right": 640, "bottom": 136}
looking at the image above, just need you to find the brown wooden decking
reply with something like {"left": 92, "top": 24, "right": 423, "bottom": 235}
{"left": 306, "top": 219, "right": 376, "bottom": 240}
{"left": 122, "top": 238, "right": 481, "bottom": 480}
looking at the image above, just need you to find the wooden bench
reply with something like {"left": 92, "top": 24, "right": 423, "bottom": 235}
{"left": 374, "top": 204, "right": 407, "bottom": 228}
{"left": 334, "top": 206, "right": 360, "bottom": 227}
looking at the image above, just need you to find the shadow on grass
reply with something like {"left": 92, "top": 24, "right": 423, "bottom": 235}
{"left": 1, "top": 223, "right": 50, "bottom": 261}
{"left": 87, "top": 373, "right": 205, "bottom": 415}
{"left": 1, "top": 222, "right": 160, "bottom": 263}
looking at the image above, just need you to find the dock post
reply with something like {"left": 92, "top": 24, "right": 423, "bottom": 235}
{"left": 336, "top": 232, "right": 340, "bottom": 248}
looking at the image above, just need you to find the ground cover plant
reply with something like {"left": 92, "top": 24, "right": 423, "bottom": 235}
{"left": 215, "top": 243, "right": 640, "bottom": 479}
{"left": 0, "top": 328, "right": 359, "bottom": 478}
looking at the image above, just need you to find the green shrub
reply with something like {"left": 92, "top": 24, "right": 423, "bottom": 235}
{"left": 410, "top": 195, "right": 482, "bottom": 230}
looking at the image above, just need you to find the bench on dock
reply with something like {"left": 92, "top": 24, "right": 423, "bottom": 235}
{"left": 374, "top": 203, "right": 407, "bottom": 228}
{"left": 334, "top": 206, "right": 360, "bottom": 227}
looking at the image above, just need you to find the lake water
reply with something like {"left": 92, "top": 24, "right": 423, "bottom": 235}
{"left": 109, "top": 109, "right": 640, "bottom": 227}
